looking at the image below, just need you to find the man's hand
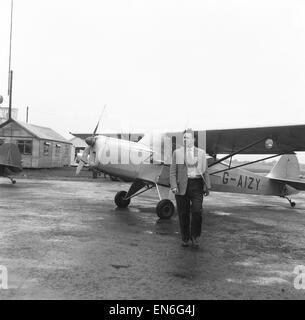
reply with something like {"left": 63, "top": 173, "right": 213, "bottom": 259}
{"left": 171, "top": 187, "right": 178, "bottom": 194}
{"left": 204, "top": 190, "right": 210, "bottom": 197}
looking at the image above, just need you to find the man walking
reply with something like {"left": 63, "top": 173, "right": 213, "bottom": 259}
{"left": 170, "top": 128, "right": 211, "bottom": 248}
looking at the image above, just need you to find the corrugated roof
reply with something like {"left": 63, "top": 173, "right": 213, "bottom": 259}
{"left": 16, "top": 120, "right": 71, "bottom": 144}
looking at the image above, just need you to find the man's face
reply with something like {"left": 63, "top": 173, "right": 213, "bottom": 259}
{"left": 183, "top": 132, "right": 194, "bottom": 148}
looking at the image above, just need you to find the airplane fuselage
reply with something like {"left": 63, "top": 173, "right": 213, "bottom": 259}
{"left": 209, "top": 163, "right": 296, "bottom": 197}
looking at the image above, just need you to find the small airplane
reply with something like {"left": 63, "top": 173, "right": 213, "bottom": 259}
{"left": 0, "top": 94, "right": 22, "bottom": 184}
{"left": 73, "top": 122, "right": 305, "bottom": 219}
{"left": 0, "top": 142, "right": 22, "bottom": 184}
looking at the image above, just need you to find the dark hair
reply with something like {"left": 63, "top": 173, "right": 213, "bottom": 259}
{"left": 183, "top": 128, "right": 193, "bottom": 135}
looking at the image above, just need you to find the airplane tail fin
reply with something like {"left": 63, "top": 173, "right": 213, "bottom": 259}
{"left": 267, "top": 154, "right": 300, "bottom": 180}
{"left": 266, "top": 154, "right": 305, "bottom": 191}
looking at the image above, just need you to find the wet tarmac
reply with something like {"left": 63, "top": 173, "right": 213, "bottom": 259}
{"left": 1, "top": 177, "right": 305, "bottom": 299}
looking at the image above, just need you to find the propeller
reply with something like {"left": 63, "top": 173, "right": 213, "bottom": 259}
{"left": 76, "top": 146, "right": 90, "bottom": 175}
{"left": 76, "top": 105, "right": 107, "bottom": 175}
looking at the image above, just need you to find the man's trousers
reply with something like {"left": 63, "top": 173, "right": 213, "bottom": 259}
{"left": 175, "top": 177, "right": 204, "bottom": 242}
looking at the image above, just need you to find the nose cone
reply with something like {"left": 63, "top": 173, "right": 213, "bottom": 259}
{"left": 85, "top": 136, "right": 95, "bottom": 146}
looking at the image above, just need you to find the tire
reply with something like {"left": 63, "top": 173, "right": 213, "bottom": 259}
{"left": 156, "top": 199, "right": 175, "bottom": 219}
{"left": 114, "top": 191, "right": 130, "bottom": 208}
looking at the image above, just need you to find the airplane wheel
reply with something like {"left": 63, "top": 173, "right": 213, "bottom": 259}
{"left": 114, "top": 191, "right": 130, "bottom": 208}
{"left": 156, "top": 199, "right": 175, "bottom": 219}
{"left": 110, "top": 176, "right": 119, "bottom": 181}
{"left": 12, "top": 180, "right": 16, "bottom": 184}
{"left": 291, "top": 202, "right": 296, "bottom": 208}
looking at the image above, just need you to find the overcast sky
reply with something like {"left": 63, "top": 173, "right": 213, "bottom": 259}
{"left": 0, "top": 0, "right": 305, "bottom": 150}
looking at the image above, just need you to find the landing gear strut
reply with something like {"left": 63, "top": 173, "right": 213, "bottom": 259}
{"left": 6, "top": 176, "right": 16, "bottom": 184}
{"left": 113, "top": 183, "right": 175, "bottom": 219}
{"left": 283, "top": 196, "right": 296, "bottom": 208}
{"left": 280, "top": 185, "right": 296, "bottom": 208}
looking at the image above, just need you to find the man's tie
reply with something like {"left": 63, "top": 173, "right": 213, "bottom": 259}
{"left": 187, "top": 148, "right": 195, "bottom": 166}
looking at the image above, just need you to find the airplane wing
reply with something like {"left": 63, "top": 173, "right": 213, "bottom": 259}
{"left": 72, "top": 123, "right": 305, "bottom": 156}
{"left": 205, "top": 124, "right": 305, "bottom": 155}
{"left": 138, "top": 125, "right": 305, "bottom": 156}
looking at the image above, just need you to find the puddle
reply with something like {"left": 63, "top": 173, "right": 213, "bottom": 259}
{"left": 171, "top": 272, "right": 194, "bottom": 280}
{"left": 143, "top": 230, "right": 153, "bottom": 234}
{"left": 129, "top": 243, "right": 138, "bottom": 247}
{"left": 212, "top": 211, "right": 232, "bottom": 216}
{"left": 155, "top": 231, "right": 171, "bottom": 236}
{"left": 143, "top": 230, "right": 177, "bottom": 236}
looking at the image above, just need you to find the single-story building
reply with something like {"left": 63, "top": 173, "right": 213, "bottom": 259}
{"left": 0, "top": 118, "right": 72, "bottom": 168}
{"left": 69, "top": 136, "right": 87, "bottom": 165}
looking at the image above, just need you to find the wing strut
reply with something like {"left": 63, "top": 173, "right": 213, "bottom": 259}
{"left": 210, "top": 149, "right": 296, "bottom": 176}
{"left": 209, "top": 136, "right": 270, "bottom": 168}
{"left": 124, "top": 184, "right": 154, "bottom": 200}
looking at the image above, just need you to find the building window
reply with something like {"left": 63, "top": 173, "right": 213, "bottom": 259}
{"left": 43, "top": 141, "right": 50, "bottom": 156}
{"left": 17, "top": 140, "right": 32, "bottom": 155}
{"left": 55, "top": 144, "right": 61, "bottom": 156}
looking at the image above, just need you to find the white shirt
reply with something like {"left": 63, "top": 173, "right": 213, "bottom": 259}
{"left": 185, "top": 146, "right": 201, "bottom": 178}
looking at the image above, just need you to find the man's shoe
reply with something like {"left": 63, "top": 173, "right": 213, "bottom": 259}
{"left": 181, "top": 240, "right": 189, "bottom": 247}
{"left": 192, "top": 237, "right": 200, "bottom": 248}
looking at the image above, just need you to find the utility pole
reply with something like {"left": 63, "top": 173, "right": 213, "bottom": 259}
{"left": 8, "top": 0, "right": 14, "bottom": 120}
{"left": 8, "top": 70, "right": 13, "bottom": 119}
